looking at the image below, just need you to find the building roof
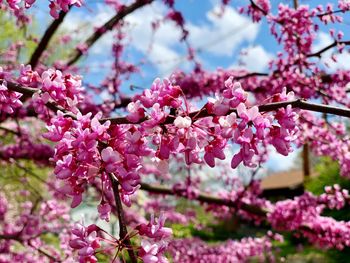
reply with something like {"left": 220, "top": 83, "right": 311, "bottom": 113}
{"left": 261, "top": 170, "right": 311, "bottom": 190}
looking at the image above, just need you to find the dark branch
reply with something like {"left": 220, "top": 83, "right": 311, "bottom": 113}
{"left": 0, "top": 125, "right": 20, "bottom": 135}
{"left": 4, "top": 79, "right": 350, "bottom": 125}
{"left": 2, "top": 80, "right": 38, "bottom": 99}
{"left": 234, "top": 72, "right": 268, "bottom": 80}
{"left": 307, "top": 40, "right": 350, "bottom": 58}
{"left": 0, "top": 233, "right": 21, "bottom": 240}
{"left": 30, "top": 243, "right": 61, "bottom": 262}
{"left": 316, "top": 9, "right": 344, "bottom": 18}
{"left": 140, "top": 183, "right": 268, "bottom": 216}
{"left": 293, "top": 0, "right": 299, "bottom": 9}
{"left": 2, "top": 80, "right": 129, "bottom": 115}
{"left": 250, "top": 0, "right": 268, "bottom": 16}
{"left": 109, "top": 174, "right": 138, "bottom": 263}
{"left": 114, "top": 96, "right": 132, "bottom": 109}
{"left": 103, "top": 99, "right": 350, "bottom": 124}
{"left": 258, "top": 99, "right": 350, "bottom": 117}
{"left": 139, "top": 182, "right": 337, "bottom": 241}
{"left": 28, "top": 10, "right": 69, "bottom": 69}
{"left": 66, "top": 0, "right": 154, "bottom": 66}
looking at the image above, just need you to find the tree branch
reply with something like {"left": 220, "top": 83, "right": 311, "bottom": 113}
{"left": 109, "top": 174, "right": 138, "bottom": 263}
{"left": 103, "top": 99, "right": 350, "bottom": 124}
{"left": 234, "top": 72, "right": 269, "bottom": 80}
{"left": 140, "top": 182, "right": 341, "bottom": 244}
{"left": 4, "top": 79, "right": 350, "bottom": 126}
{"left": 316, "top": 9, "right": 344, "bottom": 18}
{"left": 0, "top": 233, "right": 21, "bottom": 240}
{"left": 307, "top": 40, "right": 350, "bottom": 58}
{"left": 115, "top": 97, "right": 132, "bottom": 109}
{"left": 0, "top": 214, "right": 60, "bottom": 262}
{"left": 140, "top": 182, "right": 269, "bottom": 216}
{"left": 29, "top": 242, "right": 61, "bottom": 262}
{"left": 28, "top": 10, "right": 69, "bottom": 69}
{"left": 65, "top": 0, "right": 154, "bottom": 66}
{"left": 293, "top": 0, "right": 299, "bottom": 9}
{"left": 249, "top": 0, "right": 268, "bottom": 16}
{"left": 0, "top": 125, "right": 20, "bottom": 135}
{"left": 1, "top": 80, "right": 38, "bottom": 98}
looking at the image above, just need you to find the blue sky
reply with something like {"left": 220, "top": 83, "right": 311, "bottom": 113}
{"left": 30, "top": 0, "right": 350, "bottom": 172}
{"left": 31, "top": 0, "right": 350, "bottom": 90}
{"left": 36, "top": 0, "right": 274, "bottom": 88}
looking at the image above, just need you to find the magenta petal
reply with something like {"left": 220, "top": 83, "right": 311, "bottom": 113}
{"left": 231, "top": 152, "right": 242, "bottom": 169}
{"left": 204, "top": 152, "right": 215, "bottom": 168}
{"left": 71, "top": 194, "right": 82, "bottom": 208}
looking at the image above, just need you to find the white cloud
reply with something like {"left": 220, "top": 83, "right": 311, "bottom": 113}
{"left": 60, "top": 2, "right": 184, "bottom": 75}
{"left": 188, "top": 6, "right": 260, "bottom": 56}
{"left": 124, "top": 2, "right": 184, "bottom": 75}
{"left": 124, "top": 3, "right": 261, "bottom": 74}
{"left": 61, "top": 3, "right": 260, "bottom": 75}
{"left": 312, "top": 31, "right": 333, "bottom": 55}
{"left": 324, "top": 51, "right": 350, "bottom": 71}
{"left": 60, "top": 8, "right": 117, "bottom": 86}
{"left": 312, "top": 31, "right": 350, "bottom": 71}
{"left": 231, "top": 45, "right": 273, "bottom": 72}
{"left": 61, "top": 5, "right": 115, "bottom": 55}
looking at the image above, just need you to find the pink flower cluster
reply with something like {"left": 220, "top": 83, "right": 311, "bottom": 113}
{"left": 268, "top": 192, "right": 319, "bottom": 231}
{"left": 67, "top": 215, "right": 172, "bottom": 262}
{"left": 208, "top": 82, "right": 298, "bottom": 168}
{"left": 312, "top": 3, "right": 345, "bottom": 24}
{"left": 127, "top": 77, "right": 299, "bottom": 172}
{"left": 44, "top": 111, "right": 110, "bottom": 209}
{"left": 1, "top": 0, "right": 35, "bottom": 11}
{"left": 168, "top": 234, "right": 281, "bottom": 262}
{"left": 338, "top": 0, "right": 350, "bottom": 11}
{"left": 240, "top": 0, "right": 271, "bottom": 22}
{"left": 17, "top": 65, "right": 85, "bottom": 114}
{"left": 271, "top": 4, "right": 315, "bottom": 56}
{"left": 0, "top": 80, "right": 22, "bottom": 114}
{"left": 130, "top": 78, "right": 182, "bottom": 123}
{"left": 268, "top": 189, "right": 350, "bottom": 249}
{"left": 0, "top": 0, "right": 83, "bottom": 19}
{"left": 0, "top": 194, "right": 73, "bottom": 262}
{"left": 69, "top": 223, "right": 101, "bottom": 263}
{"left": 319, "top": 184, "right": 349, "bottom": 210}
{"left": 0, "top": 139, "right": 54, "bottom": 165}
{"left": 298, "top": 112, "right": 350, "bottom": 178}
{"left": 0, "top": 194, "right": 8, "bottom": 221}
{"left": 137, "top": 214, "right": 172, "bottom": 263}
{"left": 129, "top": 78, "right": 204, "bottom": 166}
{"left": 44, "top": 110, "right": 152, "bottom": 215}
{"left": 0, "top": 64, "right": 84, "bottom": 118}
